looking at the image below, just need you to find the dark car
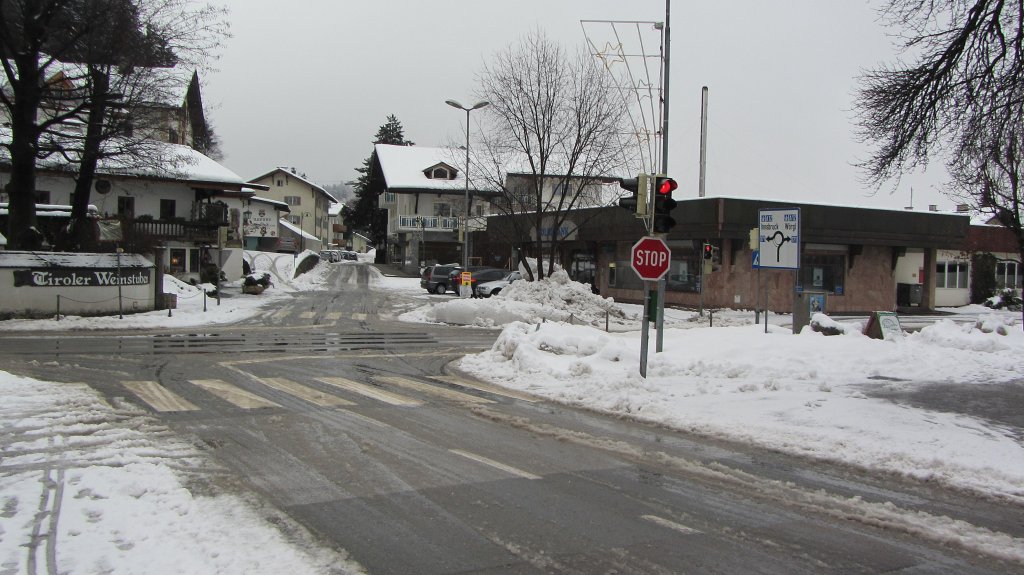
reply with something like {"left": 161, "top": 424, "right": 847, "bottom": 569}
{"left": 447, "top": 267, "right": 506, "bottom": 295}
{"left": 421, "top": 264, "right": 461, "bottom": 294}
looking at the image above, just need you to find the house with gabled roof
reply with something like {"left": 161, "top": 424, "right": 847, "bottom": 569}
{"left": 247, "top": 167, "right": 336, "bottom": 253}
{"left": 372, "top": 144, "right": 498, "bottom": 270}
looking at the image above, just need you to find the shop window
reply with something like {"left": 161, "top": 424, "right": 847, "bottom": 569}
{"left": 169, "top": 248, "right": 186, "bottom": 273}
{"left": 936, "top": 261, "right": 969, "bottom": 289}
{"left": 800, "top": 254, "right": 846, "bottom": 294}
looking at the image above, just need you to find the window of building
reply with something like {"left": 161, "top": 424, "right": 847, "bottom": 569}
{"left": 936, "top": 261, "right": 969, "bottom": 289}
{"left": 34, "top": 190, "right": 51, "bottom": 204}
{"left": 430, "top": 167, "right": 450, "bottom": 179}
{"left": 284, "top": 196, "right": 301, "bottom": 206}
{"left": 384, "top": 192, "right": 396, "bottom": 204}
{"left": 288, "top": 215, "right": 300, "bottom": 225}
{"left": 799, "top": 254, "right": 846, "bottom": 294}
{"left": 159, "top": 199, "right": 176, "bottom": 220}
{"left": 277, "top": 179, "right": 284, "bottom": 187}
{"left": 189, "top": 248, "right": 200, "bottom": 272}
{"left": 555, "top": 182, "right": 574, "bottom": 198}
{"left": 433, "top": 202, "right": 451, "bottom": 217}
{"left": 117, "top": 196, "right": 135, "bottom": 219}
{"left": 995, "top": 261, "right": 1022, "bottom": 289}
{"left": 169, "top": 248, "right": 186, "bottom": 273}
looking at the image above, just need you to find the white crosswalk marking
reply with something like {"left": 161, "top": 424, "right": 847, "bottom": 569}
{"left": 325, "top": 312, "right": 343, "bottom": 321}
{"left": 316, "top": 377, "right": 422, "bottom": 406}
{"left": 271, "top": 308, "right": 290, "bottom": 321}
{"left": 121, "top": 381, "right": 198, "bottom": 412}
{"left": 431, "top": 375, "right": 538, "bottom": 403}
{"left": 299, "top": 311, "right": 316, "bottom": 319}
{"left": 351, "top": 313, "right": 368, "bottom": 321}
{"left": 375, "top": 375, "right": 494, "bottom": 404}
{"left": 450, "top": 449, "right": 542, "bottom": 480}
{"left": 257, "top": 377, "right": 355, "bottom": 407}
{"left": 189, "top": 379, "right": 280, "bottom": 409}
{"left": 642, "top": 515, "right": 703, "bottom": 535}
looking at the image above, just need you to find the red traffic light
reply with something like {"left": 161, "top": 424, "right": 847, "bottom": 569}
{"left": 703, "top": 243, "right": 713, "bottom": 259}
{"left": 656, "top": 176, "right": 678, "bottom": 195}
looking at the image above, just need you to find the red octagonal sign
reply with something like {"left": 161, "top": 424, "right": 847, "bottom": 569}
{"left": 631, "top": 236, "right": 671, "bottom": 280}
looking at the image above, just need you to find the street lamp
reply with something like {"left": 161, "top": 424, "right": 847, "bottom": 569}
{"left": 445, "top": 99, "right": 489, "bottom": 275}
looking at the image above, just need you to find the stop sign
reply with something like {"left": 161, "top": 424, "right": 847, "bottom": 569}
{"left": 631, "top": 236, "right": 671, "bottom": 280}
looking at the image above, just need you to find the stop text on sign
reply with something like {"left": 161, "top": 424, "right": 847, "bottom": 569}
{"left": 634, "top": 250, "right": 668, "bottom": 267}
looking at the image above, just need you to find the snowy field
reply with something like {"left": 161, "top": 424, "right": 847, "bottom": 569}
{"left": 2, "top": 252, "right": 1023, "bottom": 569}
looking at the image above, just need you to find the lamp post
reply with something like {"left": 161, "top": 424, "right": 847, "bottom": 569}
{"left": 445, "top": 99, "right": 489, "bottom": 275}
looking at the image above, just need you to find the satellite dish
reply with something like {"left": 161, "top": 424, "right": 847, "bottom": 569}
{"left": 95, "top": 179, "right": 111, "bottom": 194}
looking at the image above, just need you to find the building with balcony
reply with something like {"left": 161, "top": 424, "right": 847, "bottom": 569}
{"left": 372, "top": 144, "right": 498, "bottom": 271}
{"left": 247, "top": 167, "right": 336, "bottom": 253}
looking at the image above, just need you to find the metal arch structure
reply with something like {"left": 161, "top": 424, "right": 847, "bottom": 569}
{"left": 580, "top": 16, "right": 668, "bottom": 178}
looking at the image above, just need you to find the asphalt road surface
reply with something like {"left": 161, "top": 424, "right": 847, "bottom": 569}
{"left": 0, "top": 262, "right": 1021, "bottom": 573}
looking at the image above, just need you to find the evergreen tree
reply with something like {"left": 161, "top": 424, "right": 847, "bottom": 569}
{"left": 343, "top": 115, "right": 413, "bottom": 250}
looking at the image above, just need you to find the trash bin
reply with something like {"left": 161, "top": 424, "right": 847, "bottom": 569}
{"left": 897, "top": 283, "right": 923, "bottom": 306}
{"left": 163, "top": 293, "right": 177, "bottom": 309}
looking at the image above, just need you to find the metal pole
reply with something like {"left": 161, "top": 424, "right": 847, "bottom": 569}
{"left": 640, "top": 281, "right": 650, "bottom": 378}
{"left": 463, "top": 108, "right": 470, "bottom": 271}
{"left": 699, "top": 86, "right": 708, "bottom": 197}
{"left": 655, "top": 0, "right": 671, "bottom": 352}
{"left": 116, "top": 246, "right": 123, "bottom": 319}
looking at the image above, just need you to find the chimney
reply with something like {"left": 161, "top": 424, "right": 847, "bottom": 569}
{"left": 928, "top": 204, "right": 938, "bottom": 212}
{"left": 956, "top": 204, "right": 970, "bottom": 213}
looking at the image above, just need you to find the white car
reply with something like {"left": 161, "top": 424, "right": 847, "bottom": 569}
{"left": 474, "top": 271, "right": 523, "bottom": 297}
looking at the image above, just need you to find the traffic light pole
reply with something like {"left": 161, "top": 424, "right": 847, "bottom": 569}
{"left": 656, "top": 0, "right": 671, "bottom": 353}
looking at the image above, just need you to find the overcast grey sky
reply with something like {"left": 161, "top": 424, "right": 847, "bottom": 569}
{"left": 204, "top": 0, "right": 948, "bottom": 210}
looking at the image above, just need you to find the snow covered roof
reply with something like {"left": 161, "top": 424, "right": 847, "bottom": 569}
{"left": 250, "top": 196, "right": 290, "bottom": 211}
{"left": 248, "top": 168, "right": 337, "bottom": 203}
{"left": 279, "top": 218, "right": 319, "bottom": 241}
{"left": 374, "top": 144, "right": 488, "bottom": 193}
{"left": 0, "top": 128, "right": 247, "bottom": 189}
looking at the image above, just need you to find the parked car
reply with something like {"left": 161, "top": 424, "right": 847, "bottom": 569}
{"left": 319, "top": 250, "right": 341, "bottom": 263}
{"left": 340, "top": 250, "right": 358, "bottom": 261}
{"left": 421, "top": 264, "right": 461, "bottom": 294}
{"left": 447, "top": 267, "right": 508, "bottom": 295}
{"left": 474, "top": 270, "right": 523, "bottom": 297}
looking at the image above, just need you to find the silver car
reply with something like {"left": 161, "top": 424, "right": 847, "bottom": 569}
{"left": 474, "top": 271, "right": 523, "bottom": 297}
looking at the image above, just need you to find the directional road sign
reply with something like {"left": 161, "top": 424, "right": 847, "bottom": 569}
{"left": 758, "top": 208, "right": 800, "bottom": 269}
{"left": 631, "top": 236, "right": 671, "bottom": 280}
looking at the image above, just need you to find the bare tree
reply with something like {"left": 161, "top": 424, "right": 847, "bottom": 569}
{"left": 1, "top": 0, "right": 228, "bottom": 250}
{"left": 856, "top": 0, "right": 1024, "bottom": 323}
{"left": 473, "top": 29, "right": 636, "bottom": 280}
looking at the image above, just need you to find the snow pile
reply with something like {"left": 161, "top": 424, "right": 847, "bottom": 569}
{"left": 461, "top": 317, "right": 1024, "bottom": 501}
{"left": 405, "top": 270, "right": 639, "bottom": 328}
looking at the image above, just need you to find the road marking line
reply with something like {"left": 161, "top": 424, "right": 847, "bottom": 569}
{"left": 375, "top": 375, "right": 495, "bottom": 404}
{"left": 351, "top": 313, "right": 368, "bottom": 321}
{"left": 641, "top": 515, "right": 702, "bottom": 535}
{"left": 325, "top": 312, "right": 343, "bottom": 321}
{"left": 271, "top": 308, "right": 290, "bottom": 321}
{"left": 299, "top": 311, "right": 316, "bottom": 319}
{"left": 316, "top": 377, "right": 422, "bottom": 406}
{"left": 121, "top": 381, "right": 199, "bottom": 412}
{"left": 450, "top": 449, "right": 541, "bottom": 480}
{"left": 431, "top": 375, "right": 539, "bottom": 403}
{"left": 189, "top": 379, "right": 280, "bottom": 409}
{"left": 257, "top": 377, "right": 355, "bottom": 407}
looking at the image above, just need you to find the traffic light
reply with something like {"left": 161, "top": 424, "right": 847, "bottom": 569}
{"left": 617, "top": 173, "right": 648, "bottom": 215}
{"left": 703, "top": 243, "right": 713, "bottom": 259}
{"left": 652, "top": 175, "right": 678, "bottom": 233}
